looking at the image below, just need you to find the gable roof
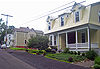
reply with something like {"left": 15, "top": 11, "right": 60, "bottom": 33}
{"left": 14, "top": 27, "right": 43, "bottom": 34}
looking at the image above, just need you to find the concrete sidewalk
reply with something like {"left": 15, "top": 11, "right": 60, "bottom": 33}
{"left": 0, "top": 49, "right": 36, "bottom": 69}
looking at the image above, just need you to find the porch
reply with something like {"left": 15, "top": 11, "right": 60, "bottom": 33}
{"left": 49, "top": 27, "right": 99, "bottom": 52}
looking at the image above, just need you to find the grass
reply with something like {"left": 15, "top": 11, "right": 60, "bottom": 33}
{"left": 10, "top": 47, "right": 27, "bottom": 50}
{"left": 45, "top": 53, "right": 86, "bottom": 62}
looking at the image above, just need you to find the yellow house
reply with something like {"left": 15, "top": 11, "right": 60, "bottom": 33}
{"left": 14, "top": 27, "right": 43, "bottom": 48}
{"left": 45, "top": 2, "right": 100, "bottom": 53}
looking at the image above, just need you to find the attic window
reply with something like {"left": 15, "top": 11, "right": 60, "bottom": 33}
{"left": 66, "top": 15, "right": 69, "bottom": 18}
{"left": 98, "top": 11, "right": 100, "bottom": 22}
{"left": 75, "top": 11, "right": 80, "bottom": 22}
{"left": 48, "top": 22, "right": 51, "bottom": 30}
{"left": 61, "top": 16, "right": 64, "bottom": 26}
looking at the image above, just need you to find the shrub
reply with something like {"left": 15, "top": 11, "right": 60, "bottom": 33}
{"left": 94, "top": 64, "right": 100, "bottom": 69}
{"left": 39, "top": 50, "right": 43, "bottom": 53}
{"left": 70, "top": 51, "right": 73, "bottom": 54}
{"left": 86, "top": 50, "right": 98, "bottom": 60}
{"left": 27, "top": 36, "right": 49, "bottom": 50}
{"left": 51, "top": 46, "right": 57, "bottom": 51}
{"left": 82, "top": 53, "right": 85, "bottom": 56}
{"left": 95, "top": 57, "right": 100, "bottom": 65}
{"left": 45, "top": 48, "right": 52, "bottom": 52}
{"left": 57, "top": 49, "right": 62, "bottom": 53}
{"left": 68, "top": 57, "right": 73, "bottom": 62}
{"left": 51, "top": 49, "right": 56, "bottom": 54}
{"left": 74, "top": 51, "right": 77, "bottom": 55}
{"left": 63, "top": 48, "right": 69, "bottom": 53}
{"left": 77, "top": 51, "right": 80, "bottom": 55}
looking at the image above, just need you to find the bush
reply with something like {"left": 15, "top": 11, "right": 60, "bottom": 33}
{"left": 51, "top": 46, "right": 57, "bottom": 51}
{"left": 94, "top": 64, "right": 100, "bottom": 69}
{"left": 74, "top": 51, "right": 77, "bottom": 55}
{"left": 82, "top": 53, "right": 85, "bottom": 56}
{"left": 70, "top": 51, "right": 74, "bottom": 54}
{"left": 95, "top": 57, "right": 100, "bottom": 65}
{"left": 45, "top": 48, "right": 52, "bottom": 52}
{"left": 27, "top": 36, "right": 49, "bottom": 50}
{"left": 68, "top": 57, "right": 73, "bottom": 62}
{"left": 63, "top": 48, "right": 69, "bottom": 53}
{"left": 86, "top": 50, "right": 98, "bottom": 60}
{"left": 51, "top": 49, "right": 56, "bottom": 54}
{"left": 77, "top": 51, "right": 80, "bottom": 55}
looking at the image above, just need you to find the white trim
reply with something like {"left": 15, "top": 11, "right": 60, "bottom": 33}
{"left": 66, "top": 32, "right": 68, "bottom": 48}
{"left": 87, "top": 28, "right": 90, "bottom": 50}
{"left": 74, "top": 11, "right": 80, "bottom": 23}
{"left": 58, "top": 26, "right": 88, "bottom": 34}
{"left": 76, "top": 30, "right": 78, "bottom": 51}
{"left": 58, "top": 34, "right": 60, "bottom": 50}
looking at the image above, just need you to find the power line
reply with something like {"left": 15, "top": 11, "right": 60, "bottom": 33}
{"left": 21, "top": 1, "right": 86, "bottom": 25}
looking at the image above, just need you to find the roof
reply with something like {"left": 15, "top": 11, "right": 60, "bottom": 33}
{"left": 14, "top": 27, "right": 43, "bottom": 34}
{"left": 91, "top": 1, "right": 100, "bottom": 6}
{"left": 35, "top": 30, "right": 44, "bottom": 34}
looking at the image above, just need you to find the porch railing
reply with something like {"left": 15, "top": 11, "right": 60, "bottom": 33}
{"left": 68, "top": 43, "right": 98, "bottom": 51}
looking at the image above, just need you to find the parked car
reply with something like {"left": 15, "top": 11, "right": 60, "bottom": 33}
{"left": 1, "top": 44, "right": 7, "bottom": 49}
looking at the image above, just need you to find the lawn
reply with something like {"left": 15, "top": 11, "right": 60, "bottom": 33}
{"left": 45, "top": 53, "right": 86, "bottom": 62}
{"left": 10, "top": 47, "right": 27, "bottom": 50}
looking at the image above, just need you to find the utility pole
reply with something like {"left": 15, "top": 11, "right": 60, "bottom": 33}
{"left": 1, "top": 14, "right": 13, "bottom": 47}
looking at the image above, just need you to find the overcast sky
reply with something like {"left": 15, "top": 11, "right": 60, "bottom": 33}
{"left": 0, "top": 0, "right": 99, "bottom": 32}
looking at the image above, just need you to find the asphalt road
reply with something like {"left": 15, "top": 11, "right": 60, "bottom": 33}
{"left": 7, "top": 50, "right": 91, "bottom": 69}
{"left": 0, "top": 49, "right": 36, "bottom": 69}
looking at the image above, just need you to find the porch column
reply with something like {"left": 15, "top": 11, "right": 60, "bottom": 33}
{"left": 76, "top": 30, "right": 78, "bottom": 51}
{"left": 87, "top": 28, "right": 91, "bottom": 50}
{"left": 66, "top": 32, "right": 68, "bottom": 48}
{"left": 58, "top": 34, "right": 60, "bottom": 50}
{"left": 52, "top": 35, "right": 54, "bottom": 46}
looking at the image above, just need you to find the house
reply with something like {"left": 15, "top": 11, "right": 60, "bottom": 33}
{"left": 14, "top": 27, "right": 43, "bottom": 48}
{"left": 45, "top": 2, "right": 100, "bottom": 54}
{"left": 4, "top": 34, "right": 14, "bottom": 46}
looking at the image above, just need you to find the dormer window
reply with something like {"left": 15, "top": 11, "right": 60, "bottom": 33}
{"left": 48, "top": 22, "right": 51, "bottom": 30}
{"left": 98, "top": 11, "right": 100, "bottom": 23}
{"left": 75, "top": 11, "right": 80, "bottom": 22}
{"left": 61, "top": 16, "right": 64, "bottom": 26}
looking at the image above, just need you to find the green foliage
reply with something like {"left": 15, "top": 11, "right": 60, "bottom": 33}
{"left": 94, "top": 64, "right": 100, "bottom": 69}
{"left": 95, "top": 57, "right": 100, "bottom": 65}
{"left": 77, "top": 51, "right": 80, "bottom": 55}
{"left": 82, "top": 52, "right": 85, "bottom": 56}
{"left": 63, "top": 48, "right": 69, "bottom": 53}
{"left": 50, "top": 46, "right": 57, "bottom": 51}
{"left": 27, "top": 36, "right": 49, "bottom": 50}
{"left": 68, "top": 57, "right": 73, "bottom": 62}
{"left": 86, "top": 50, "right": 98, "bottom": 60}
{"left": 70, "top": 51, "right": 74, "bottom": 54}
{"left": 10, "top": 47, "right": 26, "bottom": 50}
{"left": 46, "top": 53, "right": 86, "bottom": 62}
{"left": 74, "top": 51, "right": 77, "bottom": 55}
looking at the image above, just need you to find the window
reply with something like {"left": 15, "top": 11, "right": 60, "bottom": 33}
{"left": 50, "top": 36, "right": 52, "bottom": 45}
{"left": 54, "top": 36, "right": 56, "bottom": 45}
{"left": 25, "top": 40, "right": 27, "bottom": 44}
{"left": 98, "top": 11, "right": 100, "bottom": 22}
{"left": 82, "top": 33, "right": 85, "bottom": 43}
{"left": 75, "top": 11, "right": 80, "bottom": 22}
{"left": 61, "top": 16, "right": 64, "bottom": 26}
{"left": 48, "top": 22, "right": 51, "bottom": 30}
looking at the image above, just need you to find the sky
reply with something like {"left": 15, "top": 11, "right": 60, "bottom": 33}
{"left": 0, "top": 0, "right": 100, "bottom": 32}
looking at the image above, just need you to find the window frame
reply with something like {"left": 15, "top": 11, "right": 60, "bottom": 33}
{"left": 61, "top": 16, "right": 64, "bottom": 26}
{"left": 98, "top": 11, "right": 100, "bottom": 23}
{"left": 75, "top": 11, "right": 80, "bottom": 22}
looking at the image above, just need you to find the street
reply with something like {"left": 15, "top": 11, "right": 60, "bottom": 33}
{"left": 0, "top": 49, "right": 36, "bottom": 69}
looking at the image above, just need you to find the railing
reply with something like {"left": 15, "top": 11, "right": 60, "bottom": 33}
{"left": 68, "top": 43, "right": 98, "bottom": 51}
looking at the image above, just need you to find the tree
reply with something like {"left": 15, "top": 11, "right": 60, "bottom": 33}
{"left": 27, "top": 36, "right": 49, "bottom": 50}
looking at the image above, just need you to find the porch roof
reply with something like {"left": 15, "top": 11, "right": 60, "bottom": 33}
{"left": 45, "top": 23, "right": 100, "bottom": 35}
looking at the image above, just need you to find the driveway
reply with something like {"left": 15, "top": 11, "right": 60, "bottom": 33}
{"left": 7, "top": 49, "right": 91, "bottom": 69}
{"left": 0, "top": 49, "right": 36, "bottom": 69}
